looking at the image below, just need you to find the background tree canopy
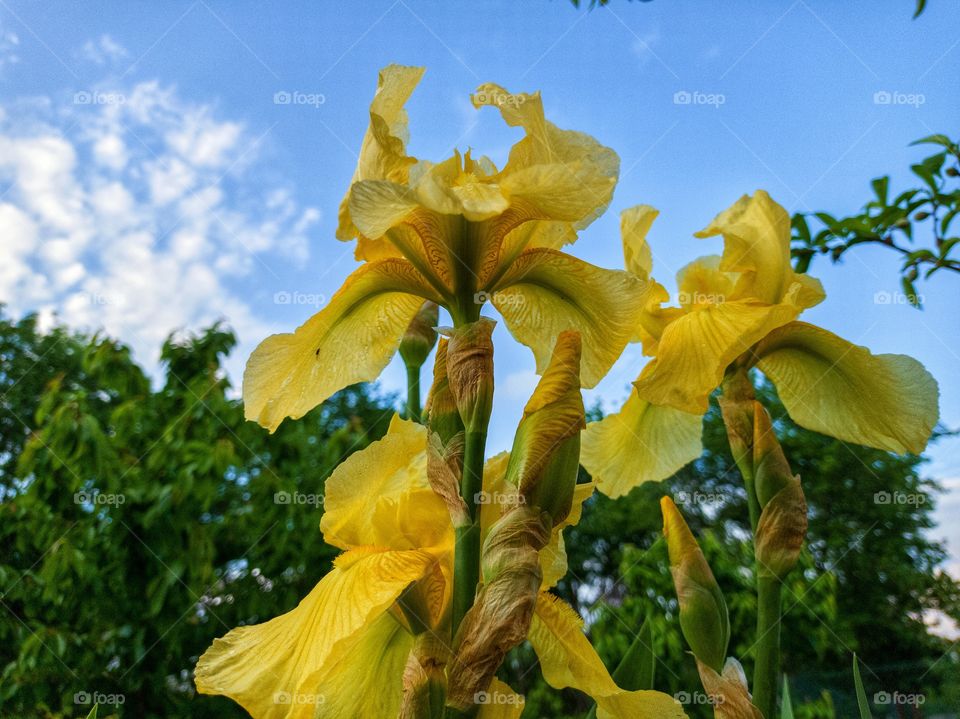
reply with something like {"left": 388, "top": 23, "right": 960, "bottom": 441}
{"left": 1, "top": 306, "right": 957, "bottom": 718}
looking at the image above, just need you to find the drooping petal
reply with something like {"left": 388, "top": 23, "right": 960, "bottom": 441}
{"left": 243, "top": 259, "right": 437, "bottom": 432}
{"left": 473, "top": 83, "right": 619, "bottom": 231}
{"left": 581, "top": 390, "right": 703, "bottom": 497}
{"left": 694, "top": 190, "right": 793, "bottom": 305}
{"left": 633, "top": 295, "right": 803, "bottom": 414}
{"left": 528, "top": 594, "right": 688, "bottom": 719}
{"left": 491, "top": 248, "right": 647, "bottom": 388}
{"left": 320, "top": 415, "right": 452, "bottom": 552}
{"left": 337, "top": 65, "right": 425, "bottom": 241}
{"left": 753, "top": 322, "right": 939, "bottom": 454}
{"left": 195, "top": 548, "right": 435, "bottom": 719}
{"left": 539, "top": 481, "right": 595, "bottom": 589}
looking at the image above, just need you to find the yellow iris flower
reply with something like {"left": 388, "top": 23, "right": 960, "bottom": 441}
{"left": 195, "top": 416, "right": 686, "bottom": 719}
{"left": 244, "top": 65, "right": 649, "bottom": 432}
{"left": 582, "top": 191, "right": 939, "bottom": 497}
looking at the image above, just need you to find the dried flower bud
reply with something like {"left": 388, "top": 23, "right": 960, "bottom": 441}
{"left": 399, "top": 301, "right": 440, "bottom": 369}
{"left": 425, "top": 339, "right": 464, "bottom": 445}
{"left": 446, "top": 318, "right": 495, "bottom": 433}
{"left": 400, "top": 633, "right": 449, "bottom": 719}
{"left": 661, "top": 496, "right": 729, "bottom": 673}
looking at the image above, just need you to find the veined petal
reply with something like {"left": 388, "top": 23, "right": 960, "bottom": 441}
{"left": 633, "top": 297, "right": 803, "bottom": 413}
{"left": 311, "top": 612, "right": 414, "bottom": 719}
{"left": 320, "top": 415, "right": 452, "bottom": 552}
{"left": 348, "top": 180, "right": 420, "bottom": 240}
{"left": 337, "top": 65, "right": 425, "bottom": 241}
{"left": 754, "top": 322, "right": 939, "bottom": 454}
{"left": 540, "top": 482, "right": 594, "bottom": 589}
{"left": 473, "top": 83, "right": 619, "bottom": 231}
{"left": 694, "top": 190, "right": 793, "bottom": 304}
{"left": 243, "top": 259, "right": 436, "bottom": 432}
{"left": 195, "top": 548, "right": 435, "bottom": 719}
{"left": 581, "top": 390, "right": 703, "bottom": 497}
{"left": 491, "top": 248, "right": 647, "bottom": 388}
{"left": 676, "top": 255, "right": 737, "bottom": 310}
{"left": 528, "top": 594, "right": 688, "bottom": 719}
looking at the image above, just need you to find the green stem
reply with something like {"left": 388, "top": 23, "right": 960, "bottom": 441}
{"left": 742, "top": 464, "right": 761, "bottom": 534}
{"left": 405, "top": 362, "right": 422, "bottom": 422}
{"left": 753, "top": 576, "right": 782, "bottom": 718}
{"left": 451, "top": 428, "right": 486, "bottom": 635}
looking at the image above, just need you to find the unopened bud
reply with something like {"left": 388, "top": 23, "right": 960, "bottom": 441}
{"left": 661, "top": 496, "right": 729, "bottom": 673}
{"left": 446, "top": 318, "right": 495, "bottom": 433}
{"left": 399, "top": 301, "right": 440, "bottom": 368}
{"left": 719, "top": 369, "right": 756, "bottom": 482}
{"left": 753, "top": 403, "right": 807, "bottom": 580}
{"left": 914, "top": 211, "right": 930, "bottom": 222}
{"left": 506, "top": 331, "right": 585, "bottom": 525}
{"left": 946, "top": 166, "right": 959, "bottom": 177}
{"left": 400, "top": 634, "right": 449, "bottom": 719}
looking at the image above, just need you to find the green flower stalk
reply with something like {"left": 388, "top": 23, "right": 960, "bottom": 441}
{"left": 400, "top": 301, "right": 440, "bottom": 422}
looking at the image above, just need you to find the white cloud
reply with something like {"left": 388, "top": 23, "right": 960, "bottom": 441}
{"left": 0, "top": 77, "right": 320, "bottom": 378}
{"left": 77, "top": 34, "right": 128, "bottom": 65}
{"left": 0, "top": 25, "right": 19, "bottom": 74}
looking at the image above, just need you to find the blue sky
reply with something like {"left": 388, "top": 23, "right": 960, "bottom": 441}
{"left": 1, "top": 1, "right": 957, "bottom": 590}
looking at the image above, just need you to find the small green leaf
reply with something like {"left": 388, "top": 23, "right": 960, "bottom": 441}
{"left": 871, "top": 176, "right": 889, "bottom": 205}
{"left": 913, "top": 0, "right": 927, "bottom": 17}
{"left": 584, "top": 616, "right": 656, "bottom": 719}
{"left": 86, "top": 705, "right": 99, "bottom": 719}
{"left": 853, "top": 654, "right": 873, "bottom": 719}
{"left": 781, "top": 675, "right": 795, "bottom": 719}
{"left": 910, "top": 133, "right": 953, "bottom": 150}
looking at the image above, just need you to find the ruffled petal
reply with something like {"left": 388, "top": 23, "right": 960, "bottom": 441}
{"left": 320, "top": 415, "right": 452, "bottom": 552}
{"left": 754, "top": 322, "right": 939, "bottom": 454}
{"left": 243, "top": 259, "right": 436, "bottom": 432}
{"left": 633, "top": 296, "right": 802, "bottom": 414}
{"left": 337, "top": 65, "right": 424, "bottom": 241}
{"left": 620, "top": 204, "right": 658, "bottom": 279}
{"left": 195, "top": 548, "right": 435, "bottom": 719}
{"left": 491, "top": 248, "right": 647, "bottom": 388}
{"left": 528, "top": 594, "right": 688, "bottom": 719}
{"left": 675, "top": 255, "right": 737, "bottom": 310}
{"left": 473, "top": 83, "right": 619, "bottom": 231}
{"left": 694, "top": 190, "right": 793, "bottom": 305}
{"left": 581, "top": 389, "right": 703, "bottom": 497}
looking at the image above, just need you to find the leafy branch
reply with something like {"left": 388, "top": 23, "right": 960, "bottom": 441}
{"left": 791, "top": 134, "right": 960, "bottom": 307}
